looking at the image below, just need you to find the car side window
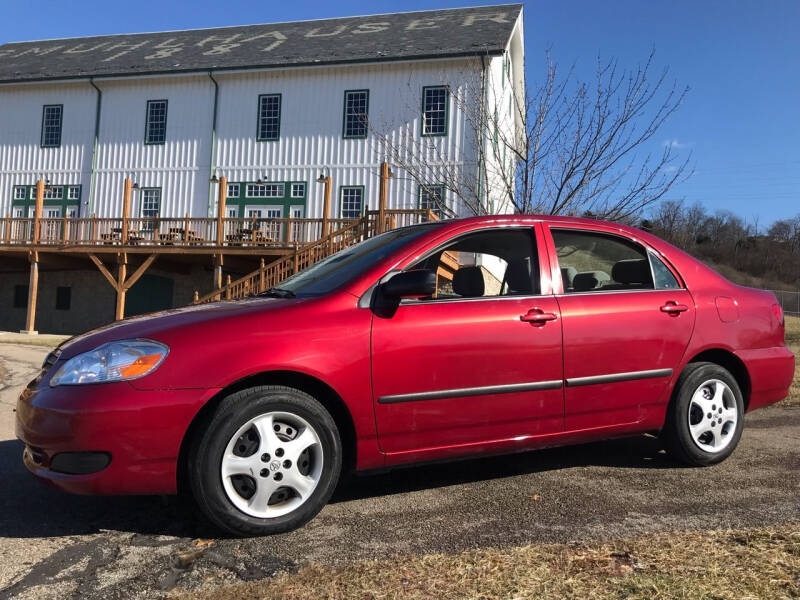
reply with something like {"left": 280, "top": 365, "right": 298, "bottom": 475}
{"left": 408, "top": 229, "right": 539, "bottom": 300}
{"left": 552, "top": 228, "right": 654, "bottom": 293}
{"left": 649, "top": 252, "right": 681, "bottom": 289}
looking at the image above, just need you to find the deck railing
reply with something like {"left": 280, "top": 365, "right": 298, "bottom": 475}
{"left": 194, "top": 208, "right": 437, "bottom": 303}
{"left": 0, "top": 216, "right": 358, "bottom": 248}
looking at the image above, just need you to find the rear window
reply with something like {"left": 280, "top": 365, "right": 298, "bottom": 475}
{"left": 552, "top": 228, "right": 654, "bottom": 293}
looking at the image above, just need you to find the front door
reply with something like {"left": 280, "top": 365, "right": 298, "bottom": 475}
{"left": 371, "top": 226, "right": 564, "bottom": 461}
{"left": 41, "top": 207, "right": 61, "bottom": 241}
{"left": 547, "top": 225, "right": 695, "bottom": 431}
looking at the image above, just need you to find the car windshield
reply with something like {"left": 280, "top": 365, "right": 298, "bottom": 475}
{"left": 276, "top": 223, "right": 442, "bottom": 297}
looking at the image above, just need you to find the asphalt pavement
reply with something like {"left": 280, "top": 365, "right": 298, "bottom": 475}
{"left": 0, "top": 343, "right": 798, "bottom": 599}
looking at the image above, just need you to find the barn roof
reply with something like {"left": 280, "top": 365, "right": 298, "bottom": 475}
{"left": 0, "top": 4, "right": 522, "bottom": 84}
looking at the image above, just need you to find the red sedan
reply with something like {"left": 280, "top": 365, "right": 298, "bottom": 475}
{"left": 16, "top": 216, "right": 795, "bottom": 536}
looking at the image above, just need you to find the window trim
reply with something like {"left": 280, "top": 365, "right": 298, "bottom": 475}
{"left": 256, "top": 93, "right": 282, "bottom": 142}
{"left": 397, "top": 226, "right": 543, "bottom": 305}
{"left": 40, "top": 104, "right": 63, "bottom": 148}
{"left": 290, "top": 182, "right": 307, "bottom": 198}
{"left": 421, "top": 85, "right": 450, "bottom": 137}
{"left": 548, "top": 225, "right": 686, "bottom": 296}
{"left": 144, "top": 99, "right": 168, "bottom": 145}
{"left": 342, "top": 89, "right": 370, "bottom": 139}
{"left": 417, "top": 183, "right": 446, "bottom": 217}
{"left": 339, "top": 185, "right": 366, "bottom": 218}
{"left": 139, "top": 187, "right": 162, "bottom": 218}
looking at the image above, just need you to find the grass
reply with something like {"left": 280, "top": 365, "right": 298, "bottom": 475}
{"left": 783, "top": 316, "right": 800, "bottom": 407}
{"left": 171, "top": 525, "right": 800, "bottom": 600}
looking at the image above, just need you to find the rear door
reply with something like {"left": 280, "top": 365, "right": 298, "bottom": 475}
{"left": 545, "top": 225, "right": 695, "bottom": 431}
{"left": 371, "top": 225, "right": 564, "bottom": 460}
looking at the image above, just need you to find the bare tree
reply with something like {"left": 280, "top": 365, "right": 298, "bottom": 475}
{"left": 370, "top": 49, "right": 692, "bottom": 221}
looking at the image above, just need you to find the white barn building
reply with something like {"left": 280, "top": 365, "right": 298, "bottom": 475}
{"left": 0, "top": 4, "right": 524, "bottom": 333}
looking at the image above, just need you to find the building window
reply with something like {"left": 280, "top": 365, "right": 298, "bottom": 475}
{"left": 343, "top": 89, "right": 369, "bottom": 138}
{"left": 422, "top": 86, "right": 449, "bottom": 136}
{"left": 257, "top": 94, "right": 281, "bottom": 141}
{"left": 13, "top": 186, "right": 26, "bottom": 200}
{"left": 227, "top": 183, "right": 240, "bottom": 198}
{"left": 55, "top": 286, "right": 71, "bottom": 310}
{"left": 340, "top": 186, "right": 364, "bottom": 219}
{"left": 67, "top": 186, "right": 81, "bottom": 200}
{"left": 141, "top": 188, "right": 161, "bottom": 230}
{"left": 144, "top": 100, "right": 168, "bottom": 144}
{"left": 41, "top": 105, "right": 63, "bottom": 148}
{"left": 290, "top": 182, "right": 306, "bottom": 198}
{"left": 43, "top": 186, "right": 63, "bottom": 200}
{"left": 13, "top": 285, "right": 28, "bottom": 308}
{"left": 418, "top": 184, "right": 446, "bottom": 217}
{"left": 246, "top": 183, "right": 284, "bottom": 198}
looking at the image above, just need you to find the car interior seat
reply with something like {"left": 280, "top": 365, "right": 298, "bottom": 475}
{"left": 452, "top": 266, "right": 485, "bottom": 298}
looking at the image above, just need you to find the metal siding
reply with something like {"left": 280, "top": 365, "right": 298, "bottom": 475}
{"left": 0, "top": 58, "right": 505, "bottom": 221}
{"left": 93, "top": 75, "right": 213, "bottom": 217}
{"left": 0, "top": 82, "right": 94, "bottom": 216}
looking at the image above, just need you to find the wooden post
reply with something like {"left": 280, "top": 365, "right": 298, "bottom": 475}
{"left": 3, "top": 212, "right": 10, "bottom": 244}
{"left": 293, "top": 245, "right": 299, "bottom": 273}
{"left": 92, "top": 213, "right": 98, "bottom": 244}
{"left": 378, "top": 161, "right": 389, "bottom": 234}
{"left": 184, "top": 213, "right": 190, "bottom": 243}
{"left": 225, "top": 275, "right": 232, "bottom": 300}
{"left": 21, "top": 251, "right": 39, "bottom": 334}
{"left": 213, "top": 254, "right": 224, "bottom": 289}
{"left": 32, "top": 179, "right": 44, "bottom": 244}
{"left": 259, "top": 258, "right": 265, "bottom": 290}
{"left": 193, "top": 291, "right": 199, "bottom": 303}
{"left": 121, "top": 177, "right": 131, "bottom": 244}
{"left": 216, "top": 175, "right": 227, "bottom": 246}
{"left": 115, "top": 254, "right": 127, "bottom": 320}
{"left": 321, "top": 175, "right": 332, "bottom": 238}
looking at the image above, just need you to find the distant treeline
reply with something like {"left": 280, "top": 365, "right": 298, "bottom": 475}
{"left": 640, "top": 200, "right": 800, "bottom": 289}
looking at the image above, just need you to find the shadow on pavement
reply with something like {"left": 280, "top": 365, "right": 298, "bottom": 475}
{"left": 0, "top": 433, "right": 677, "bottom": 540}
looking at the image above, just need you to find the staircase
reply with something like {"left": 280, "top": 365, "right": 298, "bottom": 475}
{"left": 193, "top": 209, "right": 436, "bottom": 304}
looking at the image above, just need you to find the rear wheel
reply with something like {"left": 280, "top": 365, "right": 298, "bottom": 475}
{"left": 188, "top": 386, "right": 341, "bottom": 536}
{"left": 663, "top": 362, "right": 744, "bottom": 466}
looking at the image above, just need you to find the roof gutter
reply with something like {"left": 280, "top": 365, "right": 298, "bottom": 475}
{"left": 0, "top": 50, "right": 505, "bottom": 87}
{"left": 206, "top": 71, "right": 219, "bottom": 217}
{"left": 477, "top": 54, "right": 489, "bottom": 214}
{"left": 88, "top": 78, "right": 102, "bottom": 216}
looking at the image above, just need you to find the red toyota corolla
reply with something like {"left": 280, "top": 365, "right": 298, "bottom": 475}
{"left": 16, "top": 216, "right": 795, "bottom": 535}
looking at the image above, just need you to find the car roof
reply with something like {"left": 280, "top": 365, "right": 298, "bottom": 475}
{"left": 434, "top": 214, "right": 637, "bottom": 232}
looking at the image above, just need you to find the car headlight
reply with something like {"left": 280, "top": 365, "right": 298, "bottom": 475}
{"left": 50, "top": 339, "right": 168, "bottom": 386}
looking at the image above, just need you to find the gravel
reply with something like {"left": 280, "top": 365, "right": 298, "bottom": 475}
{"left": 0, "top": 344, "right": 798, "bottom": 599}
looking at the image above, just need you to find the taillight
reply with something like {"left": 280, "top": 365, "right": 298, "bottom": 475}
{"left": 771, "top": 303, "right": 784, "bottom": 327}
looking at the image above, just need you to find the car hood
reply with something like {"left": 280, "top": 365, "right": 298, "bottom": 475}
{"left": 57, "top": 297, "right": 304, "bottom": 359}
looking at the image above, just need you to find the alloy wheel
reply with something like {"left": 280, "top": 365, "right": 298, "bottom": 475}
{"left": 220, "top": 411, "right": 323, "bottom": 518}
{"left": 687, "top": 379, "right": 738, "bottom": 453}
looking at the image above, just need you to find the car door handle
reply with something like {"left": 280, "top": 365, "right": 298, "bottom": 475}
{"left": 660, "top": 302, "right": 688, "bottom": 314}
{"left": 520, "top": 308, "right": 558, "bottom": 324}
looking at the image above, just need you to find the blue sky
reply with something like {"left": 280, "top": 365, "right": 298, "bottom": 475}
{"left": 2, "top": 0, "right": 798, "bottom": 226}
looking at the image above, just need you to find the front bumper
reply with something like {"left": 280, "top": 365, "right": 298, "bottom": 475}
{"left": 15, "top": 375, "right": 219, "bottom": 495}
{"left": 735, "top": 345, "right": 796, "bottom": 411}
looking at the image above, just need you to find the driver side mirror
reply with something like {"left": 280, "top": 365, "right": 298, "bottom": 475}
{"left": 381, "top": 269, "right": 436, "bottom": 299}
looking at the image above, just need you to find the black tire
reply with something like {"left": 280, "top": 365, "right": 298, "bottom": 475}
{"left": 188, "top": 385, "right": 342, "bottom": 536}
{"left": 662, "top": 362, "right": 744, "bottom": 466}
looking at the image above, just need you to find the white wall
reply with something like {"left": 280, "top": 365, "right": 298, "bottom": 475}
{"left": 0, "top": 81, "right": 95, "bottom": 215}
{"left": 0, "top": 55, "right": 521, "bottom": 221}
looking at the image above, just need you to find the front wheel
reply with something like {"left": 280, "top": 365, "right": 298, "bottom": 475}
{"left": 662, "top": 362, "right": 744, "bottom": 466}
{"left": 188, "top": 386, "right": 342, "bottom": 536}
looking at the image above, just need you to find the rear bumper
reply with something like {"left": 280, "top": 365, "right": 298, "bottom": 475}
{"left": 735, "top": 345, "right": 796, "bottom": 411}
{"left": 15, "top": 379, "right": 218, "bottom": 495}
